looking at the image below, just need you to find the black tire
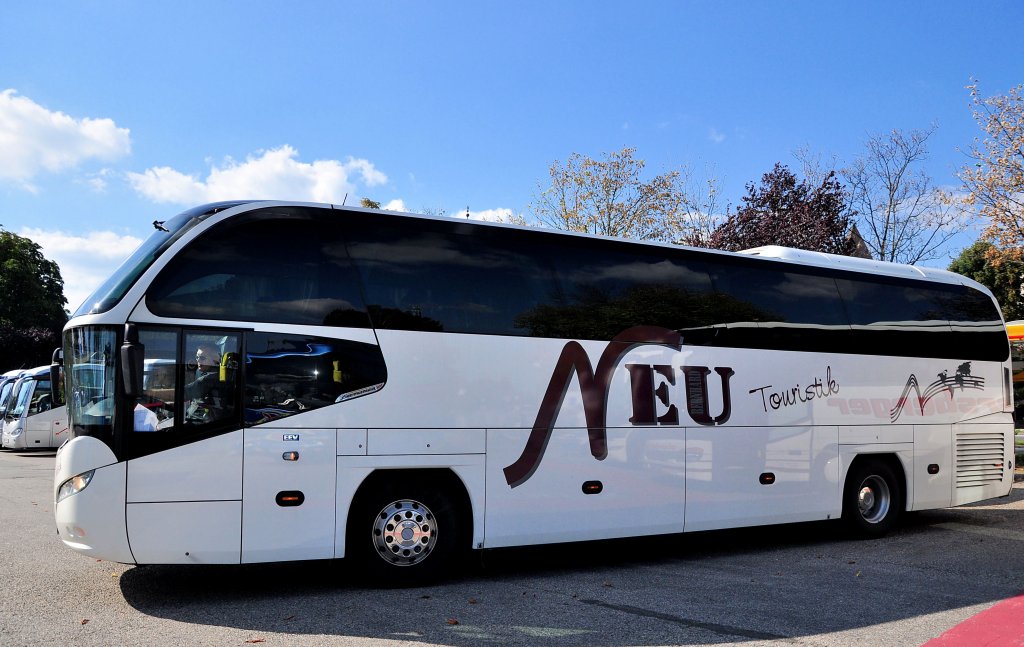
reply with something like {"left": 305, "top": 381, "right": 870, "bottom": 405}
{"left": 842, "top": 459, "right": 904, "bottom": 537}
{"left": 346, "top": 476, "right": 462, "bottom": 585}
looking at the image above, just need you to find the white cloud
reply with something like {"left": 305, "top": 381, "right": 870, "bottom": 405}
{"left": 77, "top": 168, "right": 116, "bottom": 193}
{"left": 19, "top": 228, "right": 143, "bottom": 313}
{"left": 0, "top": 90, "right": 131, "bottom": 188}
{"left": 383, "top": 199, "right": 407, "bottom": 212}
{"left": 461, "top": 208, "right": 520, "bottom": 223}
{"left": 127, "top": 145, "right": 388, "bottom": 205}
{"left": 708, "top": 127, "right": 726, "bottom": 144}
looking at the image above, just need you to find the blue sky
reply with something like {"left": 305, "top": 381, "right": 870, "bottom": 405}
{"left": 1, "top": 1, "right": 1022, "bottom": 310}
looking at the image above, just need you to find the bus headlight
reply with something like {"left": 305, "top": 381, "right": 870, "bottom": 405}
{"left": 56, "top": 470, "right": 95, "bottom": 503}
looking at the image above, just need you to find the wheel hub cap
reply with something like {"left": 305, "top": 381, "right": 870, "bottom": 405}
{"left": 372, "top": 499, "right": 435, "bottom": 566}
{"left": 858, "top": 487, "right": 876, "bottom": 515}
{"left": 856, "top": 475, "right": 890, "bottom": 524}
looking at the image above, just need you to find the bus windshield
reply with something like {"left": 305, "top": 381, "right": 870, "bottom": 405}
{"left": 64, "top": 326, "right": 119, "bottom": 445}
{"left": 0, "top": 380, "right": 17, "bottom": 416}
{"left": 73, "top": 202, "right": 253, "bottom": 316}
{"left": 8, "top": 379, "right": 35, "bottom": 419}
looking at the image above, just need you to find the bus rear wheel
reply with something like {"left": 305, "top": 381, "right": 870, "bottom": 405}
{"left": 842, "top": 459, "right": 903, "bottom": 537}
{"left": 348, "top": 478, "right": 461, "bottom": 584}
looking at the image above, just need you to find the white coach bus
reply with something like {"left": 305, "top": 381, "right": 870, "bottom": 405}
{"left": 54, "top": 201, "right": 1014, "bottom": 580}
{"left": 3, "top": 360, "right": 69, "bottom": 450}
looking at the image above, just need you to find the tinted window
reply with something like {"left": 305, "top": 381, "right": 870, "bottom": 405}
{"left": 345, "top": 214, "right": 555, "bottom": 336}
{"left": 705, "top": 261, "right": 850, "bottom": 351}
{"left": 340, "top": 210, "right": 1005, "bottom": 360}
{"left": 526, "top": 238, "right": 716, "bottom": 341}
{"left": 836, "top": 278, "right": 949, "bottom": 328}
{"left": 148, "top": 207, "right": 371, "bottom": 328}
{"left": 836, "top": 278, "right": 1007, "bottom": 360}
{"left": 244, "top": 332, "right": 387, "bottom": 426}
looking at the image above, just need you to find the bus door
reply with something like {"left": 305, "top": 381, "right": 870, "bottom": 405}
{"left": 24, "top": 402, "right": 68, "bottom": 448}
{"left": 240, "top": 332, "right": 351, "bottom": 564}
{"left": 124, "top": 328, "right": 244, "bottom": 565}
{"left": 24, "top": 378, "right": 68, "bottom": 448}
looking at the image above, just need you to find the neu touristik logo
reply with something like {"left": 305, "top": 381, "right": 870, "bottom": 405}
{"left": 502, "top": 326, "right": 734, "bottom": 488}
{"left": 503, "top": 330, "right": 990, "bottom": 488}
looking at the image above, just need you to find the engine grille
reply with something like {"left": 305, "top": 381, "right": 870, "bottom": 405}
{"left": 955, "top": 431, "right": 1005, "bottom": 488}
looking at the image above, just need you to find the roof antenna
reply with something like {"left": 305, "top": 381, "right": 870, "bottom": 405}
{"left": 465, "top": 206, "right": 470, "bottom": 219}
{"left": 342, "top": 193, "right": 348, "bottom": 206}
{"left": 153, "top": 220, "right": 169, "bottom": 232}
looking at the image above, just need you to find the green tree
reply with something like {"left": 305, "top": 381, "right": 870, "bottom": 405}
{"left": 359, "top": 198, "right": 382, "bottom": 209}
{"left": 0, "top": 229, "right": 68, "bottom": 369}
{"left": 948, "top": 241, "right": 1024, "bottom": 321}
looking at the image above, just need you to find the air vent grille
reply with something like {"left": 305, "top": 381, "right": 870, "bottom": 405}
{"left": 955, "top": 432, "right": 1005, "bottom": 488}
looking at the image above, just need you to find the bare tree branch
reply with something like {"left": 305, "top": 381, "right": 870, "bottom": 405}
{"left": 842, "top": 127, "right": 972, "bottom": 265}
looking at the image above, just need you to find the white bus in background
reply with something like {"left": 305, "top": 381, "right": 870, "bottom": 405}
{"left": 0, "top": 369, "right": 27, "bottom": 422}
{"left": 54, "top": 201, "right": 1014, "bottom": 582}
{"left": 3, "top": 360, "right": 69, "bottom": 450}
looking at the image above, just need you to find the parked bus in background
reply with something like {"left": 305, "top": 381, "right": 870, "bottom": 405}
{"left": 3, "top": 357, "right": 68, "bottom": 450}
{"left": 0, "top": 369, "right": 27, "bottom": 422}
{"left": 1008, "top": 320, "right": 1024, "bottom": 427}
{"left": 54, "top": 201, "right": 1014, "bottom": 581}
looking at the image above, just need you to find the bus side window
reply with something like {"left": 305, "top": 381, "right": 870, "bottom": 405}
{"left": 146, "top": 208, "right": 372, "bottom": 329}
{"left": 134, "top": 329, "right": 179, "bottom": 433}
{"left": 182, "top": 332, "right": 241, "bottom": 431}
{"left": 243, "top": 332, "right": 386, "bottom": 426}
{"left": 31, "top": 392, "right": 51, "bottom": 414}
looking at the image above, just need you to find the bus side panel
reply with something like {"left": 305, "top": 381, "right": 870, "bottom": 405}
{"left": 26, "top": 406, "right": 68, "bottom": 448}
{"left": 367, "top": 428, "right": 486, "bottom": 455}
{"left": 126, "top": 501, "right": 241, "bottom": 564}
{"left": 684, "top": 426, "right": 840, "bottom": 532}
{"left": 484, "top": 427, "right": 686, "bottom": 548}
{"left": 125, "top": 431, "right": 243, "bottom": 564}
{"left": 126, "top": 431, "right": 242, "bottom": 503}
{"left": 242, "top": 428, "right": 337, "bottom": 563}
{"left": 911, "top": 424, "right": 953, "bottom": 511}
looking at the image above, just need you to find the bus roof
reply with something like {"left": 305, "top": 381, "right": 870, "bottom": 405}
{"left": 16, "top": 365, "right": 52, "bottom": 380}
{"left": 739, "top": 246, "right": 979, "bottom": 287}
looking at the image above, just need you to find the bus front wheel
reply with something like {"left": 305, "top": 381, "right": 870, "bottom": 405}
{"left": 348, "top": 478, "right": 461, "bottom": 584}
{"left": 842, "top": 459, "right": 904, "bottom": 537}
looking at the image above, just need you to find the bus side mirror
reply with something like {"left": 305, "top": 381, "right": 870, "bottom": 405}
{"left": 50, "top": 348, "right": 64, "bottom": 406}
{"left": 121, "top": 324, "right": 144, "bottom": 399}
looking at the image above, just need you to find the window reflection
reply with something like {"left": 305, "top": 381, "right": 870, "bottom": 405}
{"left": 182, "top": 332, "right": 240, "bottom": 429}
{"left": 244, "top": 333, "right": 387, "bottom": 425}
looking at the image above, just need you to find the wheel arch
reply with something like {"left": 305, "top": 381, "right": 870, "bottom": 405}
{"left": 840, "top": 447, "right": 913, "bottom": 513}
{"left": 841, "top": 451, "right": 910, "bottom": 537}
{"left": 343, "top": 467, "right": 476, "bottom": 555}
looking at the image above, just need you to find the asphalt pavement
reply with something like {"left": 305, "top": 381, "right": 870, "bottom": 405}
{"left": 2, "top": 448, "right": 1023, "bottom": 647}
